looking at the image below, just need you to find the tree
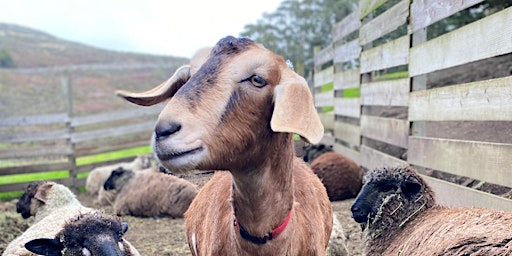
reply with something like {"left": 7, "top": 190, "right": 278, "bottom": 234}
{"left": 0, "top": 49, "right": 15, "bottom": 68}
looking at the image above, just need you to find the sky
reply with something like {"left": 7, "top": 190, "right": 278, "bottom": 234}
{"left": 0, "top": 0, "right": 283, "bottom": 58}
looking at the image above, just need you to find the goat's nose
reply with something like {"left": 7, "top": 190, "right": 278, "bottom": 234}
{"left": 154, "top": 121, "right": 181, "bottom": 140}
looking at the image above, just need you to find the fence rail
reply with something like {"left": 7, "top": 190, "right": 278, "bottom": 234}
{"left": 0, "top": 78, "right": 161, "bottom": 194}
{"left": 312, "top": 0, "right": 512, "bottom": 211}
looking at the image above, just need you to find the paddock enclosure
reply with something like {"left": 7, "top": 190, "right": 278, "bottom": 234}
{"left": 311, "top": 0, "right": 512, "bottom": 211}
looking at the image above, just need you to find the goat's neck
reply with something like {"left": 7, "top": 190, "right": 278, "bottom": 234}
{"left": 231, "top": 134, "right": 295, "bottom": 236}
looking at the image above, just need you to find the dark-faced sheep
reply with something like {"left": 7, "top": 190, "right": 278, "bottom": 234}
{"left": 4, "top": 181, "right": 140, "bottom": 256}
{"left": 24, "top": 211, "right": 139, "bottom": 256}
{"left": 351, "top": 166, "right": 512, "bottom": 256}
{"left": 103, "top": 166, "right": 198, "bottom": 218}
{"left": 310, "top": 151, "right": 363, "bottom": 201}
{"left": 116, "top": 36, "right": 334, "bottom": 255}
{"left": 302, "top": 143, "right": 333, "bottom": 163}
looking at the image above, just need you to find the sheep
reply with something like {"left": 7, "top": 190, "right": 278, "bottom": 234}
{"left": 310, "top": 151, "right": 363, "bottom": 201}
{"left": 23, "top": 211, "right": 139, "bottom": 256}
{"left": 4, "top": 181, "right": 140, "bottom": 255}
{"left": 103, "top": 166, "right": 198, "bottom": 218}
{"left": 85, "top": 154, "right": 152, "bottom": 197}
{"left": 116, "top": 36, "right": 333, "bottom": 255}
{"left": 302, "top": 143, "right": 333, "bottom": 163}
{"left": 351, "top": 166, "right": 512, "bottom": 256}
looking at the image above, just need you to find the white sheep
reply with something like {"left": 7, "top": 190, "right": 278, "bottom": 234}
{"left": 103, "top": 166, "right": 198, "bottom": 218}
{"left": 116, "top": 36, "right": 333, "bottom": 255}
{"left": 24, "top": 211, "right": 139, "bottom": 256}
{"left": 85, "top": 154, "right": 152, "bottom": 197}
{"left": 4, "top": 181, "right": 140, "bottom": 256}
{"left": 351, "top": 166, "right": 512, "bottom": 255}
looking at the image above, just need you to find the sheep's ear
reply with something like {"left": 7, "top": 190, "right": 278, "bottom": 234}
{"left": 271, "top": 69, "right": 324, "bottom": 144}
{"left": 401, "top": 180, "right": 422, "bottom": 197}
{"left": 25, "top": 238, "right": 64, "bottom": 256}
{"left": 122, "top": 222, "right": 129, "bottom": 234}
{"left": 116, "top": 65, "right": 191, "bottom": 106}
{"left": 33, "top": 182, "right": 54, "bottom": 204}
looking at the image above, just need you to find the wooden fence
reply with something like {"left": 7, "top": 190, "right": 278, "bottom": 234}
{"left": 0, "top": 77, "right": 161, "bottom": 194}
{"left": 312, "top": 0, "right": 512, "bottom": 211}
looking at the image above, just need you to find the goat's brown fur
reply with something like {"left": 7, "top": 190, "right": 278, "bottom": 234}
{"left": 116, "top": 36, "right": 332, "bottom": 255}
{"left": 352, "top": 166, "right": 512, "bottom": 256}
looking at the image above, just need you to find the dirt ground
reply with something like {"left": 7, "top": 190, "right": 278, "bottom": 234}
{"left": 0, "top": 171, "right": 363, "bottom": 256}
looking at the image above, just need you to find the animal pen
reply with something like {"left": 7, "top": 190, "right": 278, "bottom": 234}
{"left": 0, "top": 0, "right": 511, "bottom": 215}
{"left": 311, "top": 0, "right": 512, "bottom": 211}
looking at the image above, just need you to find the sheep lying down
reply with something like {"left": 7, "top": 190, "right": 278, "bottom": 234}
{"left": 351, "top": 166, "right": 512, "bottom": 256}
{"left": 103, "top": 166, "right": 198, "bottom": 218}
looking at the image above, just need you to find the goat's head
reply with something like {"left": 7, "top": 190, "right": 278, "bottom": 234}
{"left": 116, "top": 36, "right": 323, "bottom": 173}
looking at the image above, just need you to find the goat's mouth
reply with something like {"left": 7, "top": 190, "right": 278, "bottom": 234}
{"left": 157, "top": 146, "right": 204, "bottom": 161}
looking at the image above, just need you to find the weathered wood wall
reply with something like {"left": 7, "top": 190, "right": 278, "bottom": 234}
{"left": 313, "top": 0, "right": 512, "bottom": 211}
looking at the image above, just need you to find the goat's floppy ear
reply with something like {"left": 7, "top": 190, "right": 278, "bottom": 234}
{"left": 116, "top": 65, "right": 191, "bottom": 106}
{"left": 271, "top": 69, "right": 324, "bottom": 144}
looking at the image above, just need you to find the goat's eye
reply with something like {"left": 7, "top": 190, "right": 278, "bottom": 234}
{"left": 250, "top": 75, "right": 267, "bottom": 87}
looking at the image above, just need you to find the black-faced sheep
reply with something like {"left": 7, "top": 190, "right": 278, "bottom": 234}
{"left": 351, "top": 166, "right": 512, "bottom": 256}
{"left": 302, "top": 143, "right": 333, "bottom": 163}
{"left": 103, "top": 166, "right": 198, "bottom": 218}
{"left": 85, "top": 154, "right": 152, "bottom": 197}
{"left": 116, "top": 36, "right": 333, "bottom": 255}
{"left": 24, "top": 211, "right": 139, "bottom": 256}
{"left": 4, "top": 181, "right": 140, "bottom": 255}
{"left": 310, "top": 151, "right": 363, "bottom": 201}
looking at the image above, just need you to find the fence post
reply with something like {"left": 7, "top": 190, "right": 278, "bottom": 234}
{"left": 62, "top": 76, "right": 78, "bottom": 192}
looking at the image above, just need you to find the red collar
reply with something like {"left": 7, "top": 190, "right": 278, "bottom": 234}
{"left": 234, "top": 209, "right": 292, "bottom": 244}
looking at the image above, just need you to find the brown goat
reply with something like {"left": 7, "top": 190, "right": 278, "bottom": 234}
{"left": 310, "top": 151, "right": 363, "bottom": 201}
{"left": 116, "top": 36, "right": 333, "bottom": 255}
{"left": 351, "top": 166, "right": 512, "bottom": 255}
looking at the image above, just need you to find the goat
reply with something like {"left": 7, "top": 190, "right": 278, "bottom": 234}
{"left": 116, "top": 36, "right": 333, "bottom": 255}
{"left": 351, "top": 166, "right": 512, "bottom": 255}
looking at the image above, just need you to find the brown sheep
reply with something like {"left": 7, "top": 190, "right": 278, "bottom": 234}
{"left": 103, "top": 166, "right": 198, "bottom": 218}
{"left": 116, "top": 36, "right": 333, "bottom": 255}
{"left": 310, "top": 151, "right": 363, "bottom": 201}
{"left": 351, "top": 166, "right": 512, "bottom": 255}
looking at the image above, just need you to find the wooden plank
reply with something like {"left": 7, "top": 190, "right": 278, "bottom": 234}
{"left": 360, "top": 145, "right": 408, "bottom": 171}
{"left": 334, "top": 98, "right": 361, "bottom": 118}
{"left": 334, "top": 122, "right": 361, "bottom": 146}
{"left": 75, "top": 139, "right": 150, "bottom": 157}
{"left": 359, "top": 0, "right": 390, "bottom": 19}
{"left": 334, "top": 68, "right": 360, "bottom": 90}
{"left": 71, "top": 106, "right": 162, "bottom": 127}
{"left": 314, "top": 66, "right": 334, "bottom": 88}
{"left": 333, "top": 143, "right": 361, "bottom": 165}
{"left": 314, "top": 44, "right": 334, "bottom": 67}
{"left": 361, "top": 116, "right": 409, "bottom": 148}
{"left": 332, "top": 11, "right": 361, "bottom": 42}
{"left": 0, "top": 129, "right": 69, "bottom": 143}
{"left": 0, "top": 178, "right": 73, "bottom": 193}
{"left": 360, "top": 35, "right": 409, "bottom": 73}
{"left": 319, "top": 112, "right": 335, "bottom": 131}
{"left": 409, "top": 76, "right": 512, "bottom": 121}
{"left": 359, "top": 0, "right": 409, "bottom": 45}
{"left": 361, "top": 78, "right": 409, "bottom": 106}
{"left": 0, "top": 113, "right": 69, "bottom": 127}
{"left": 410, "top": 7, "right": 512, "bottom": 76}
{"left": 422, "top": 175, "right": 512, "bottom": 212}
{"left": 334, "top": 39, "right": 361, "bottom": 64}
{"left": 315, "top": 91, "right": 334, "bottom": 107}
{"left": 320, "top": 134, "right": 336, "bottom": 146}
{"left": 0, "top": 147, "right": 73, "bottom": 159}
{"left": 71, "top": 121, "right": 154, "bottom": 143}
{"left": 0, "top": 162, "right": 71, "bottom": 175}
{"left": 75, "top": 156, "right": 140, "bottom": 174}
{"left": 408, "top": 136, "right": 512, "bottom": 188}
{"left": 410, "top": 0, "right": 484, "bottom": 32}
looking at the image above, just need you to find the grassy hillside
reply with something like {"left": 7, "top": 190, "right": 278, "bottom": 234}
{"left": 0, "top": 23, "right": 189, "bottom": 117}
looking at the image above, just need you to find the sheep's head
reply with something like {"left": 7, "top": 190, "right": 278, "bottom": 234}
{"left": 16, "top": 181, "right": 47, "bottom": 219}
{"left": 116, "top": 36, "right": 323, "bottom": 174}
{"left": 103, "top": 167, "right": 134, "bottom": 191}
{"left": 25, "top": 211, "right": 131, "bottom": 256}
{"left": 351, "top": 166, "right": 436, "bottom": 236}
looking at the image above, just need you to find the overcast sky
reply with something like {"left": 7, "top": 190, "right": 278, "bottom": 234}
{"left": 0, "top": 0, "right": 283, "bottom": 58}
